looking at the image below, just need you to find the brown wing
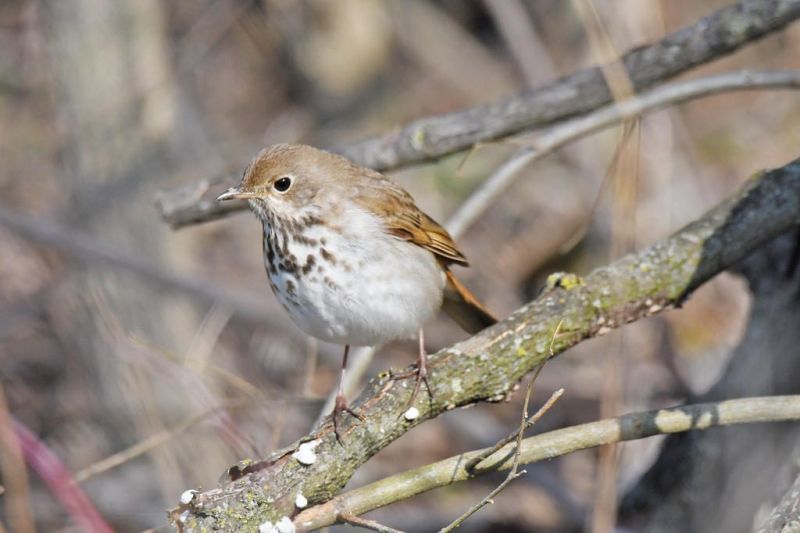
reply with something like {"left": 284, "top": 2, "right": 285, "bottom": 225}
{"left": 353, "top": 166, "right": 497, "bottom": 333}
{"left": 353, "top": 168, "right": 468, "bottom": 266}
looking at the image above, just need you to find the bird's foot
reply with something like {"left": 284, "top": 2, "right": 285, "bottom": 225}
{"left": 331, "top": 393, "right": 363, "bottom": 444}
{"left": 394, "top": 356, "right": 434, "bottom": 415}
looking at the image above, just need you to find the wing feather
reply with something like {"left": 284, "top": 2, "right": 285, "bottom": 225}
{"left": 353, "top": 169, "right": 468, "bottom": 266}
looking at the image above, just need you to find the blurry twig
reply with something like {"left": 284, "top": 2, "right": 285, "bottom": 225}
{"left": 573, "top": 2, "right": 638, "bottom": 530}
{"left": 74, "top": 401, "right": 247, "bottom": 483}
{"left": 482, "top": 0, "right": 556, "bottom": 87}
{"left": 466, "top": 387, "right": 565, "bottom": 473}
{"left": 295, "top": 395, "right": 800, "bottom": 531}
{"left": 0, "top": 206, "right": 273, "bottom": 323}
{"left": 0, "top": 384, "right": 34, "bottom": 533}
{"left": 92, "top": 293, "right": 257, "bottom": 458}
{"left": 184, "top": 304, "right": 233, "bottom": 372}
{"left": 390, "top": 0, "right": 514, "bottom": 101}
{"left": 445, "top": 69, "right": 800, "bottom": 237}
{"left": 13, "top": 419, "right": 113, "bottom": 533}
{"left": 0, "top": 207, "right": 272, "bottom": 323}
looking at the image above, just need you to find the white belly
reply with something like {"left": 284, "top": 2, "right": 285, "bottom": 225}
{"left": 264, "top": 209, "right": 446, "bottom": 346}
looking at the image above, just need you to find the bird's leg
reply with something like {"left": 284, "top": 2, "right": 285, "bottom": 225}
{"left": 331, "top": 344, "right": 362, "bottom": 442}
{"left": 396, "top": 328, "right": 434, "bottom": 413}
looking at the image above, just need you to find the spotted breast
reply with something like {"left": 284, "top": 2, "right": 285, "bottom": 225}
{"left": 260, "top": 202, "right": 446, "bottom": 347}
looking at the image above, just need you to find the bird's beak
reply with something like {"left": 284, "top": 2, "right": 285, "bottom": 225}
{"left": 216, "top": 187, "right": 257, "bottom": 202}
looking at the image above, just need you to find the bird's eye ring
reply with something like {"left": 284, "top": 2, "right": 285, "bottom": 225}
{"left": 273, "top": 176, "right": 292, "bottom": 193}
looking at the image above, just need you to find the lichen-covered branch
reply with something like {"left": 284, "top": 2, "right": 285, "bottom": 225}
{"left": 155, "top": 0, "right": 800, "bottom": 228}
{"left": 170, "top": 157, "right": 800, "bottom": 531}
{"left": 296, "top": 395, "right": 800, "bottom": 531}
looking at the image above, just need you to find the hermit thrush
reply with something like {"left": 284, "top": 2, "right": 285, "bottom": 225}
{"left": 217, "top": 144, "right": 496, "bottom": 438}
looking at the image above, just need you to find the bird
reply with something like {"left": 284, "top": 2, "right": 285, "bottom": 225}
{"left": 217, "top": 143, "right": 496, "bottom": 439}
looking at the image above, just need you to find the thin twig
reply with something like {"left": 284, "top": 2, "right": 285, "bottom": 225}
{"left": 339, "top": 511, "right": 404, "bottom": 533}
{"left": 442, "top": 383, "right": 563, "bottom": 532}
{"left": 470, "top": 318, "right": 566, "bottom": 469}
{"left": 470, "top": 387, "right": 565, "bottom": 474}
{"left": 443, "top": 319, "right": 566, "bottom": 530}
{"left": 441, "top": 379, "right": 533, "bottom": 532}
{"left": 73, "top": 401, "right": 246, "bottom": 483}
{"left": 445, "top": 69, "right": 800, "bottom": 237}
{"left": 481, "top": 0, "right": 556, "bottom": 87}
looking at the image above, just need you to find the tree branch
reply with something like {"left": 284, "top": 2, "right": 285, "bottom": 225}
{"left": 155, "top": 0, "right": 800, "bottom": 229}
{"left": 169, "top": 156, "right": 800, "bottom": 531}
{"left": 296, "top": 395, "right": 800, "bottom": 532}
{"left": 445, "top": 69, "right": 800, "bottom": 237}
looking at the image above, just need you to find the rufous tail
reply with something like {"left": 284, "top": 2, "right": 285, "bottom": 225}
{"left": 442, "top": 269, "right": 497, "bottom": 334}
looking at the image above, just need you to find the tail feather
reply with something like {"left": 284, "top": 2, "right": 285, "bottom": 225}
{"left": 442, "top": 269, "right": 497, "bottom": 334}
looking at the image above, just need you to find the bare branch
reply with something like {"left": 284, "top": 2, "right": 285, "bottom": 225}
{"left": 445, "top": 69, "right": 800, "bottom": 237}
{"left": 156, "top": 0, "right": 800, "bottom": 228}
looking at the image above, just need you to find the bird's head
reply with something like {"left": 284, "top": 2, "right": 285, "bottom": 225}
{"left": 216, "top": 143, "right": 345, "bottom": 223}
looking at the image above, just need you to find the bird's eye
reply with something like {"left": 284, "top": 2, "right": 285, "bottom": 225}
{"left": 273, "top": 176, "right": 292, "bottom": 193}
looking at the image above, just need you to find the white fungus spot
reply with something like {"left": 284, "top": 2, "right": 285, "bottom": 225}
{"left": 295, "top": 493, "right": 308, "bottom": 509}
{"left": 178, "top": 510, "right": 190, "bottom": 523}
{"left": 451, "top": 378, "right": 463, "bottom": 393}
{"left": 259, "top": 521, "right": 277, "bottom": 533}
{"left": 180, "top": 489, "right": 198, "bottom": 505}
{"left": 276, "top": 516, "right": 296, "bottom": 533}
{"left": 292, "top": 439, "right": 322, "bottom": 466}
{"left": 404, "top": 406, "right": 420, "bottom": 420}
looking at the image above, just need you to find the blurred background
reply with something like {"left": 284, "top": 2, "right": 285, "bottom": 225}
{"left": 0, "top": 0, "right": 799, "bottom": 531}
